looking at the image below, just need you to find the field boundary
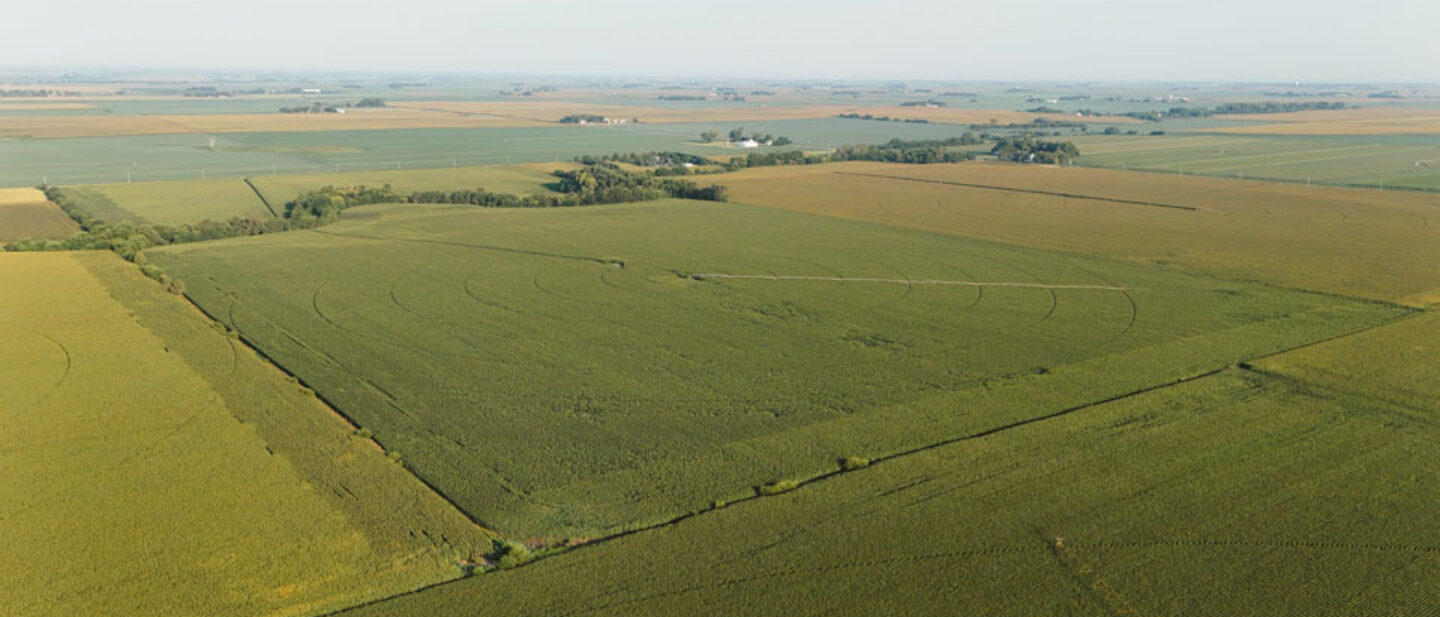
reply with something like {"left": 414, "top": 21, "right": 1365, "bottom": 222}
{"left": 834, "top": 171, "right": 1200, "bottom": 211}
{"left": 686, "top": 272, "right": 1130, "bottom": 291}
{"left": 167, "top": 280, "right": 501, "bottom": 534}
{"left": 242, "top": 177, "right": 279, "bottom": 217}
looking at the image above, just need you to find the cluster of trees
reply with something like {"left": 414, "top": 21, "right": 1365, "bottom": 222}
{"left": 899, "top": 100, "right": 946, "bottom": 107}
{"left": 279, "top": 99, "right": 385, "bottom": 114}
{"left": 553, "top": 165, "right": 727, "bottom": 202}
{"left": 657, "top": 95, "right": 705, "bottom": 101}
{"left": 837, "top": 113, "right": 931, "bottom": 124}
{"left": 699, "top": 128, "right": 792, "bottom": 145}
{"left": 991, "top": 136, "right": 1080, "bottom": 164}
{"left": 574, "top": 151, "right": 710, "bottom": 175}
{"left": 970, "top": 118, "right": 1086, "bottom": 130}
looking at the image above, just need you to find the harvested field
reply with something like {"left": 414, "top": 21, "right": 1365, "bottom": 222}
{"left": 705, "top": 161, "right": 1440, "bottom": 306}
{"left": 0, "top": 187, "right": 77, "bottom": 241}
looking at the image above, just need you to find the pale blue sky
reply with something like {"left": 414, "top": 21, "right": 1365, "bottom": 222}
{"left": 4, "top": 0, "right": 1436, "bottom": 81}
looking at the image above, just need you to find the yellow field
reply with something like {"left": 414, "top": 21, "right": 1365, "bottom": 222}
{"left": 0, "top": 251, "right": 490, "bottom": 617}
{"left": 0, "top": 102, "right": 94, "bottom": 111}
{"left": 1208, "top": 107, "right": 1440, "bottom": 135}
{"left": 705, "top": 161, "right": 1440, "bottom": 306}
{"left": 0, "top": 187, "right": 77, "bottom": 241}
{"left": 0, "top": 108, "right": 547, "bottom": 138}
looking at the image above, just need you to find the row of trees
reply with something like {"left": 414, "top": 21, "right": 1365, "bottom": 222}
{"left": 286, "top": 166, "right": 728, "bottom": 224}
{"left": 1117, "top": 101, "right": 1350, "bottom": 121}
{"left": 4, "top": 187, "right": 294, "bottom": 260}
{"left": 837, "top": 113, "right": 931, "bottom": 124}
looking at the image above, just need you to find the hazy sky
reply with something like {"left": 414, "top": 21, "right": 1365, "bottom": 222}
{"left": 5, "top": 0, "right": 1437, "bottom": 81}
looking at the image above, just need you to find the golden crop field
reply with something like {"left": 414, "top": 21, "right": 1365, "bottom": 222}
{"left": 1208, "top": 107, "right": 1440, "bottom": 135}
{"left": 0, "top": 251, "right": 490, "bottom": 617}
{"left": 0, "top": 108, "right": 547, "bottom": 138}
{"left": 0, "top": 187, "right": 78, "bottom": 242}
{"left": 0, "top": 102, "right": 95, "bottom": 111}
{"left": 705, "top": 161, "right": 1440, "bottom": 306}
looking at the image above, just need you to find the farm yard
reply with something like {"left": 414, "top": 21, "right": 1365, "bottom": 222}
{"left": 3, "top": 68, "right": 1439, "bottom": 617}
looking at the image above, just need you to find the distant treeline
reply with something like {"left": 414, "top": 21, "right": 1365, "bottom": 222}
{"left": 972, "top": 118, "right": 1087, "bottom": 130}
{"left": 279, "top": 98, "right": 385, "bottom": 114}
{"left": 837, "top": 113, "right": 931, "bottom": 124}
{"left": 0, "top": 89, "right": 82, "bottom": 97}
{"left": 1114, "top": 101, "right": 1350, "bottom": 122}
{"left": 899, "top": 100, "right": 946, "bottom": 108}
{"left": 6, "top": 166, "right": 728, "bottom": 260}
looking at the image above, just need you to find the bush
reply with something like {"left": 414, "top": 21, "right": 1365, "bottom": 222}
{"left": 755, "top": 479, "right": 799, "bottom": 496}
{"left": 838, "top": 455, "right": 870, "bottom": 471}
{"left": 489, "top": 538, "right": 532, "bottom": 570}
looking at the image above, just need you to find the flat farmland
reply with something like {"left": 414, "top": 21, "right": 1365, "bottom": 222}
{"left": 1210, "top": 106, "right": 1440, "bottom": 135}
{"left": 334, "top": 359, "right": 1440, "bottom": 617}
{"left": 0, "top": 108, "right": 546, "bottom": 138}
{"left": 389, "top": 100, "right": 1130, "bottom": 126}
{"left": 0, "top": 251, "right": 491, "bottom": 617}
{"left": 146, "top": 200, "right": 1400, "bottom": 537}
{"left": 247, "top": 163, "right": 565, "bottom": 207}
{"left": 0, "top": 126, "right": 724, "bottom": 187}
{"left": 1075, "top": 133, "right": 1440, "bottom": 190}
{"left": 0, "top": 187, "right": 77, "bottom": 241}
{"left": 77, "top": 178, "right": 272, "bottom": 224}
{"left": 707, "top": 161, "right": 1440, "bottom": 306}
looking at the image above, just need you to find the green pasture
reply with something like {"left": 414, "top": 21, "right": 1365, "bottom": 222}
{"left": 146, "top": 200, "right": 1400, "bottom": 537}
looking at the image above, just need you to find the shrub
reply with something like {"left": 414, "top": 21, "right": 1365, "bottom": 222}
{"left": 838, "top": 456, "right": 870, "bottom": 471}
{"left": 755, "top": 479, "right": 799, "bottom": 496}
{"left": 489, "top": 538, "right": 532, "bottom": 570}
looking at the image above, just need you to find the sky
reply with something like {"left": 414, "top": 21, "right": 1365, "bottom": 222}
{"left": 4, "top": 0, "right": 1437, "bottom": 82}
